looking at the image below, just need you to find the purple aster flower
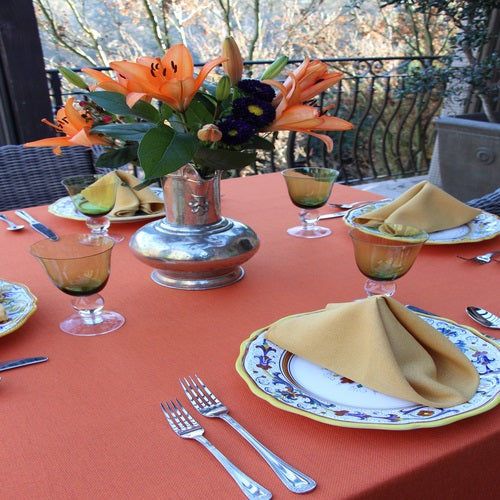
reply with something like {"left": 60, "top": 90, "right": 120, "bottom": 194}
{"left": 232, "top": 97, "right": 276, "bottom": 128}
{"left": 237, "top": 79, "right": 276, "bottom": 102}
{"left": 217, "top": 116, "right": 255, "bottom": 145}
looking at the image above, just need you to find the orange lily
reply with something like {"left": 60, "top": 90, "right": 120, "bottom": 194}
{"left": 108, "top": 45, "right": 226, "bottom": 112}
{"left": 265, "top": 77, "right": 353, "bottom": 152}
{"left": 272, "top": 57, "right": 344, "bottom": 107}
{"left": 24, "top": 97, "right": 111, "bottom": 155}
{"left": 82, "top": 68, "right": 133, "bottom": 94}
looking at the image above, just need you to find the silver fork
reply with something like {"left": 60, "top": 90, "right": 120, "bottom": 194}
{"left": 160, "top": 399, "right": 272, "bottom": 500}
{"left": 457, "top": 251, "right": 500, "bottom": 263}
{"left": 180, "top": 375, "right": 316, "bottom": 494}
{"left": 328, "top": 198, "right": 389, "bottom": 209}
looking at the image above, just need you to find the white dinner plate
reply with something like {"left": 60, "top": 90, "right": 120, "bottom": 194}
{"left": 236, "top": 314, "right": 500, "bottom": 430}
{"left": 343, "top": 200, "right": 500, "bottom": 245}
{"left": 48, "top": 187, "right": 165, "bottom": 223}
{"left": 0, "top": 279, "right": 37, "bottom": 338}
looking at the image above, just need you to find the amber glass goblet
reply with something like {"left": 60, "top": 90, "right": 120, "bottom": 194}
{"left": 282, "top": 167, "right": 339, "bottom": 238}
{"left": 30, "top": 233, "right": 125, "bottom": 336}
{"left": 349, "top": 227, "right": 428, "bottom": 297}
{"left": 62, "top": 174, "right": 124, "bottom": 242}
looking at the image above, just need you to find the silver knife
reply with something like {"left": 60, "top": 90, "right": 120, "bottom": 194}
{"left": 0, "top": 356, "right": 48, "bottom": 372}
{"left": 318, "top": 210, "right": 349, "bottom": 220}
{"left": 15, "top": 210, "right": 59, "bottom": 240}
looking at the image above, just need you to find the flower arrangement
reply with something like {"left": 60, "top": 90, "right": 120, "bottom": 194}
{"left": 26, "top": 37, "right": 353, "bottom": 182}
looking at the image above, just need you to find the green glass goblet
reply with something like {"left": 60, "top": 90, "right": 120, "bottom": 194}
{"left": 282, "top": 167, "right": 339, "bottom": 238}
{"left": 62, "top": 174, "right": 124, "bottom": 242}
{"left": 349, "top": 226, "right": 428, "bottom": 297}
{"left": 30, "top": 233, "right": 125, "bottom": 336}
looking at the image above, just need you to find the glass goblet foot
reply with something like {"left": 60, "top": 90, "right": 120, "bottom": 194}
{"left": 61, "top": 294, "right": 125, "bottom": 336}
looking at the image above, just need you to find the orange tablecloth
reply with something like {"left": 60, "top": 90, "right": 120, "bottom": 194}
{"left": 0, "top": 173, "right": 498, "bottom": 499}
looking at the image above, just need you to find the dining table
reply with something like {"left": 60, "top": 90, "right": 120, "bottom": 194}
{"left": 1, "top": 171, "right": 499, "bottom": 499}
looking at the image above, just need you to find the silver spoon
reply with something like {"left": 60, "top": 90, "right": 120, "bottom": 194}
{"left": 0, "top": 214, "right": 24, "bottom": 231}
{"left": 466, "top": 306, "right": 500, "bottom": 329}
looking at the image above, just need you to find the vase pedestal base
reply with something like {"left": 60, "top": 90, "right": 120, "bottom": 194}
{"left": 151, "top": 266, "right": 245, "bottom": 290}
{"left": 130, "top": 216, "right": 259, "bottom": 291}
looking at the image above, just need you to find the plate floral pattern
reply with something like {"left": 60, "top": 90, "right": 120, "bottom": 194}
{"left": 48, "top": 187, "right": 164, "bottom": 223}
{"left": 343, "top": 200, "right": 500, "bottom": 245}
{"left": 236, "top": 315, "right": 500, "bottom": 430}
{"left": 0, "top": 280, "right": 37, "bottom": 337}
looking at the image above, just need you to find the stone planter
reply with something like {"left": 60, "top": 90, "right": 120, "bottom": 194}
{"left": 432, "top": 113, "right": 500, "bottom": 201}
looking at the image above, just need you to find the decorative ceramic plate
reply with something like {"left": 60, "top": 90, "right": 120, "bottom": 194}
{"left": 48, "top": 187, "right": 164, "bottom": 223}
{"left": 236, "top": 315, "right": 500, "bottom": 430}
{"left": 0, "top": 280, "right": 37, "bottom": 338}
{"left": 343, "top": 200, "right": 500, "bottom": 245}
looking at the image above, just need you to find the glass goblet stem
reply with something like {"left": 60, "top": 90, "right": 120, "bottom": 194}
{"left": 287, "top": 208, "right": 331, "bottom": 238}
{"left": 364, "top": 279, "right": 396, "bottom": 297}
{"left": 70, "top": 294, "right": 106, "bottom": 325}
{"left": 86, "top": 215, "right": 111, "bottom": 236}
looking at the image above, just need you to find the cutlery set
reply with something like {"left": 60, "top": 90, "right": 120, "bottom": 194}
{"left": 161, "top": 375, "right": 316, "bottom": 498}
{"left": 0, "top": 210, "right": 58, "bottom": 240}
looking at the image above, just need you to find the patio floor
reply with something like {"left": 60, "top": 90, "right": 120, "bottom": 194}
{"left": 358, "top": 175, "right": 428, "bottom": 198}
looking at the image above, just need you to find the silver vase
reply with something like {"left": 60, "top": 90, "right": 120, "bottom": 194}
{"left": 129, "top": 165, "right": 260, "bottom": 290}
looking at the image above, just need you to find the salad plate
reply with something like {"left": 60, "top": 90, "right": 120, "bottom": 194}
{"left": 343, "top": 200, "right": 500, "bottom": 245}
{"left": 0, "top": 280, "right": 37, "bottom": 338}
{"left": 48, "top": 187, "right": 165, "bottom": 223}
{"left": 236, "top": 314, "right": 500, "bottom": 430}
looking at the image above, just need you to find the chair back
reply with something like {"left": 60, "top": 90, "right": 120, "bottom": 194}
{"left": 0, "top": 145, "right": 97, "bottom": 211}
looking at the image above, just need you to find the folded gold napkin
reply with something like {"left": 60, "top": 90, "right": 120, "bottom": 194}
{"left": 84, "top": 171, "right": 164, "bottom": 217}
{"left": 265, "top": 296, "right": 479, "bottom": 408}
{"left": 353, "top": 181, "right": 481, "bottom": 234}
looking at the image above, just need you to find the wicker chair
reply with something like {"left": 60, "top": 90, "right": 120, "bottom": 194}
{"left": 0, "top": 145, "right": 97, "bottom": 211}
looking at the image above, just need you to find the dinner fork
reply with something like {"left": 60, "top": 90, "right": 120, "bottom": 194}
{"left": 328, "top": 198, "right": 389, "bottom": 209}
{"left": 456, "top": 251, "right": 500, "bottom": 263}
{"left": 160, "top": 399, "right": 272, "bottom": 500}
{"left": 180, "top": 375, "right": 316, "bottom": 494}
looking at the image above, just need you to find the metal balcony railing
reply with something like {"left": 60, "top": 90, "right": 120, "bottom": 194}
{"left": 46, "top": 56, "right": 442, "bottom": 185}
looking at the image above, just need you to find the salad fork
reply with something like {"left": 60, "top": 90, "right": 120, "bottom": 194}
{"left": 160, "top": 399, "right": 272, "bottom": 500}
{"left": 456, "top": 251, "right": 500, "bottom": 263}
{"left": 180, "top": 375, "right": 316, "bottom": 494}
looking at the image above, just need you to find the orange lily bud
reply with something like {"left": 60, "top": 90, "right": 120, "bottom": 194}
{"left": 198, "top": 124, "right": 223, "bottom": 143}
{"left": 222, "top": 37, "right": 244, "bottom": 85}
{"left": 216, "top": 75, "right": 231, "bottom": 101}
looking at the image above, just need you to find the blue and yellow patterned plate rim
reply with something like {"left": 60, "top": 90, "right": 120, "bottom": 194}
{"left": 0, "top": 279, "right": 37, "bottom": 338}
{"left": 343, "top": 200, "right": 500, "bottom": 245}
{"left": 236, "top": 313, "right": 500, "bottom": 430}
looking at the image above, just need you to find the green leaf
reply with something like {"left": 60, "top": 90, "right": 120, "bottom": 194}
{"left": 58, "top": 66, "right": 89, "bottom": 90}
{"left": 92, "top": 122, "right": 155, "bottom": 141}
{"left": 193, "top": 147, "right": 257, "bottom": 171}
{"left": 138, "top": 125, "right": 197, "bottom": 179}
{"left": 184, "top": 95, "right": 216, "bottom": 130}
{"left": 88, "top": 91, "right": 160, "bottom": 123}
{"left": 95, "top": 145, "right": 138, "bottom": 169}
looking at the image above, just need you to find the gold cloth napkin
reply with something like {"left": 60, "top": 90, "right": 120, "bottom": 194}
{"left": 84, "top": 171, "right": 164, "bottom": 217}
{"left": 353, "top": 181, "right": 481, "bottom": 234}
{"left": 264, "top": 296, "right": 479, "bottom": 408}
